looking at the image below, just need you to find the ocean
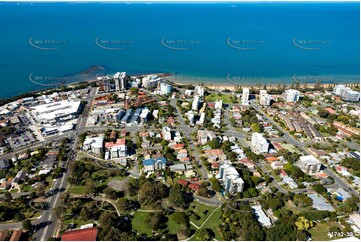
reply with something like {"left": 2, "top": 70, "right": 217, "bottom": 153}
{"left": 0, "top": 1, "right": 359, "bottom": 98}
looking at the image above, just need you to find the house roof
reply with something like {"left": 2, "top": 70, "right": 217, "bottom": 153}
{"left": 0, "top": 231, "right": 8, "bottom": 241}
{"left": 0, "top": 159, "right": 9, "bottom": 169}
{"left": 178, "top": 179, "right": 189, "bottom": 186}
{"left": 155, "top": 157, "right": 167, "bottom": 164}
{"left": 143, "top": 157, "right": 167, "bottom": 166}
{"left": 188, "top": 183, "right": 200, "bottom": 191}
{"left": 9, "top": 230, "right": 22, "bottom": 241}
{"left": 105, "top": 138, "right": 126, "bottom": 148}
{"left": 266, "top": 157, "right": 278, "bottom": 162}
{"left": 173, "top": 144, "right": 185, "bottom": 150}
{"left": 143, "top": 158, "right": 155, "bottom": 166}
{"left": 61, "top": 227, "right": 98, "bottom": 241}
{"left": 204, "top": 149, "right": 224, "bottom": 157}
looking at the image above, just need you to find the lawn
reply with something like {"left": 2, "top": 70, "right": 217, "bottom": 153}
{"left": 63, "top": 215, "right": 95, "bottom": 230}
{"left": 188, "top": 202, "right": 217, "bottom": 227}
{"left": 200, "top": 207, "right": 223, "bottom": 240}
{"left": 103, "top": 175, "right": 125, "bottom": 185}
{"left": 131, "top": 211, "right": 152, "bottom": 237}
{"left": 166, "top": 213, "right": 184, "bottom": 235}
{"left": 205, "top": 93, "right": 234, "bottom": 104}
{"left": 309, "top": 223, "right": 332, "bottom": 241}
{"left": 283, "top": 200, "right": 300, "bottom": 214}
{"left": 68, "top": 185, "right": 85, "bottom": 195}
{"left": 20, "top": 184, "right": 32, "bottom": 192}
{"left": 281, "top": 143, "right": 299, "bottom": 153}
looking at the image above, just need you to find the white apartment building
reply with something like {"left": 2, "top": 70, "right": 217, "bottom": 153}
{"left": 242, "top": 88, "right": 249, "bottom": 104}
{"left": 333, "top": 85, "right": 360, "bottom": 102}
{"left": 192, "top": 96, "right": 200, "bottom": 111}
{"left": 142, "top": 75, "right": 160, "bottom": 89}
{"left": 160, "top": 82, "right": 173, "bottom": 95}
{"left": 83, "top": 135, "right": 104, "bottom": 155}
{"left": 260, "top": 93, "right": 271, "bottom": 106}
{"left": 215, "top": 99, "right": 223, "bottom": 109}
{"left": 162, "top": 126, "right": 172, "bottom": 141}
{"left": 194, "top": 85, "right": 204, "bottom": 96}
{"left": 297, "top": 155, "right": 321, "bottom": 175}
{"left": 284, "top": 89, "right": 300, "bottom": 102}
{"left": 113, "top": 72, "right": 127, "bottom": 91}
{"left": 219, "top": 161, "right": 244, "bottom": 193}
{"left": 251, "top": 132, "right": 269, "bottom": 154}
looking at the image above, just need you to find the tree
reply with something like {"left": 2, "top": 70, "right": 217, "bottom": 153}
{"left": 148, "top": 212, "right": 166, "bottom": 231}
{"left": 296, "top": 230, "right": 309, "bottom": 241}
{"left": 14, "top": 213, "right": 25, "bottom": 222}
{"left": 251, "top": 122, "right": 262, "bottom": 133}
{"left": 118, "top": 198, "right": 140, "bottom": 211}
{"left": 295, "top": 216, "right": 314, "bottom": 230}
{"left": 84, "top": 181, "right": 97, "bottom": 196}
{"left": 209, "top": 177, "right": 222, "bottom": 192}
{"left": 22, "top": 219, "right": 32, "bottom": 231}
{"left": 139, "top": 180, "right": 167, "bottom": 207}
{"left": 197, "top": 228, "right": 214, "bottom": 241}
{"left": 129, "top": 87, "right": 138, "bottom": 96}
{"left": 197, "top": 187, "right": 210, "bottom": 198}
{"left": 312, "top": 184, "right": 327, "bottom": 195}
{"left": 3, "top": 191, "right": 12, "bottom": 202}
{"left": 169, "top": 185, "right": 188, "bottom": 208}
{"left": 103, "top": 187, "right": 117, "bottom": 200}
{"left": 124, "top": 178, "right": 139, "bottom": 196}
{"left": 207, "top": 139, "right": 220, "bottom": 149}
{"left": 172, "top": 212, "right": 189, "bottom": 226}
{"left": 294, "top": 194, "right": 313, "bottom": 207}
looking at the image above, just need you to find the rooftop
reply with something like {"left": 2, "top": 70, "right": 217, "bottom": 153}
{"left": 61, "top": 227, "right": 98, "bottom": 241}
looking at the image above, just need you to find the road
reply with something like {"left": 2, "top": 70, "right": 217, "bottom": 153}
{"left": 0, "top": 133, "right": 70, "bottom": 160}
{"left": 251, "top": 102, "right": 360, "bottom": 197}
{"left": 170, "top": 99, "right": 208, "bottom": 180}
{"left": 33, "top": 87, "right": 97, "bottom": 241}
{"left": 0, "top": 222, "right": 23, "bottom": 230}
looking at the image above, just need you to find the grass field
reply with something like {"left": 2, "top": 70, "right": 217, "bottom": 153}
{"left": 205, "top": 93, "right": 234, "bottom": 104}
{"left": 281, "top": 143, "right": 299, "bottom": 153}
{"left": 132, "top": 211, "right": 152, "bottom": 237}
{"left": 166, "top": 213, "right": 185, "bottom": 235}
{"left": 309, "top": 223, "right": 332, "bottom": 241}
{"left": 188, "top": 202, "right": 217, "bottom": 227}
{"left": 68, "top": 185, "right": 85, "bottom": 195}
{"left": 199, "top": 207, "right": 223, "bottom": 240}
{"left": 284, "top": 200, "right": 300, "bottom": 214}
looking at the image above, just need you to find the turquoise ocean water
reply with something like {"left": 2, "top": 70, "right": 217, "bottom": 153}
{"left": 0, "top": 2, "right": 359, "bottom": 98}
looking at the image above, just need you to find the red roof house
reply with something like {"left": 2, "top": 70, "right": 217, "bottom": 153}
{"left": 188, "top": 183, "right": 200, "bottom": 191}
{"left": 178, "top": 179, "right": 189, "bottom": 186}
{"left": 105, "top": 138, "right": 126, "bottom": 148}
{"left": 9, "top": 230, "right": 22, "bottom": 241}
{"left": 61, "top": 227, "right": 98, "bottom": 241}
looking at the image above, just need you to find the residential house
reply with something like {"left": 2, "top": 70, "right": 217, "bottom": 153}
{"left": 143, "top": 157, "right": 167, "bottom": 173}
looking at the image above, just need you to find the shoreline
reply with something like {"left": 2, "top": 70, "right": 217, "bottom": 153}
{"left": 1, "top": 71, "right": 359, "bottom": 102}
{"left": 166, "top": 73, "right": 359, "bottom": 90}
